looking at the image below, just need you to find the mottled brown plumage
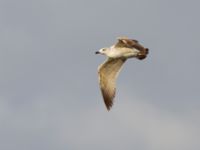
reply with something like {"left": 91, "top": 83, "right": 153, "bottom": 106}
{"left": 115, "top": 37, "right": 149, "bottom": 60}
{"left": 96, "top": 37, "right": 149, "bottom": 110}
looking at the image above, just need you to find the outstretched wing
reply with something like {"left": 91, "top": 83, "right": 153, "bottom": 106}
{"left": 98, "top": 58, "right": 126, "bottom": 110}
{"left": 115, "top": 37, "right": 149, "bottom": 59}
{"left": 115, "top": 37, "right": 145, "bottom": 51}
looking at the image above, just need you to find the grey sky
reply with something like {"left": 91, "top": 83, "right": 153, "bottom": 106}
{"left": 0, "top": 0, "right": 200, "bottom": 150}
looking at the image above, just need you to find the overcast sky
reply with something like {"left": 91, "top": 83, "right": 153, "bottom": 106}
{"left": 0, "top": 0, "right": 200, "bottom": 150}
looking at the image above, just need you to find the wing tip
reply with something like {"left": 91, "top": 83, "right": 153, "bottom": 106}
{"left": 137, "top": 48, "right": 149, "bottom": 60}
{"left": 102, "top": 92, "right": 114, "bottom": 111}
{"left": 105, "top": 102, "right": 113, "bottom": 111}
{"left": 101, "top": 87, "right": 115, "bottom": 111}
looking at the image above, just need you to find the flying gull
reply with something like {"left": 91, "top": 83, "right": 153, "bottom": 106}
{"left": 95, "top": 37, "right": 149, "bottom": 110}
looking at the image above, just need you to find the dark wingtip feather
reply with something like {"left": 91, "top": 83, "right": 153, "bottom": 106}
{"left": 146, "top": 48, "right": 149, "bottom": 54}
{"left": 100, "top": 86, "right": 116, "bottom": 111}
{"left": 102, "top": 89, "right": 114, "bottom": 111}
{"left": 137, "top": 48, "right": 149, "bottom": 60}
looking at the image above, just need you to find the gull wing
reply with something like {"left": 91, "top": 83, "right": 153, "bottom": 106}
{"left": 98, "top": 58, "right": 126, "bottom": 110}
{"left": 115, "top": 37, "right": 145, "bottom": 50}
{"left": 115, "top": 37, "right": 149, "bottom": 59}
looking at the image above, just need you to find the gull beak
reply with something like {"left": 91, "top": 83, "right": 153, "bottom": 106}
{"left": 95, "top": 51, "right": 100, "bottom": 54}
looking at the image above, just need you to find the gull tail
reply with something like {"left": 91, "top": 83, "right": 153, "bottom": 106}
{"left": 137, "top": 48, "right": 149, "bottom": 60}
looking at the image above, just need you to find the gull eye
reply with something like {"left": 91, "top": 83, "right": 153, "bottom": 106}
{"left": 102, "top": 49, "right": 105, "bottom": 51}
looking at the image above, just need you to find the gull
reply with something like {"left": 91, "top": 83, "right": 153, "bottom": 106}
{"left": 95, "top": 37, "right": 149, "bottom": 110}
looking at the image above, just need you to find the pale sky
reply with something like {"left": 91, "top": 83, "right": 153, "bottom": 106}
{"left": 0, "top": 0, "right": 200, "bottom": 150}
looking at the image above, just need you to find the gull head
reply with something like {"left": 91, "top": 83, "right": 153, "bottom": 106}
{"left": 95, "top": 48, "right": 110, "bottom": 55}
